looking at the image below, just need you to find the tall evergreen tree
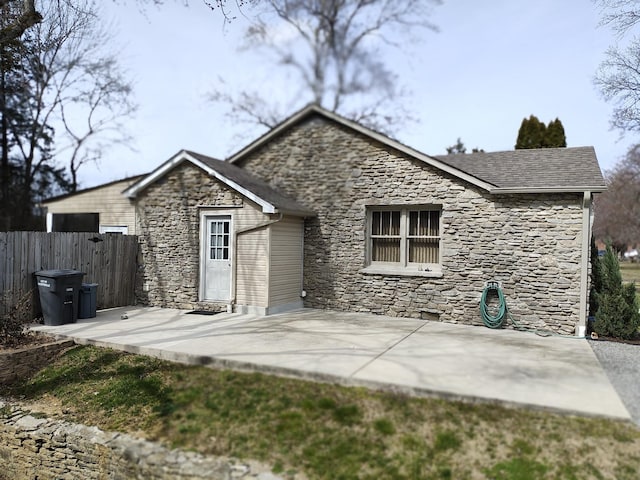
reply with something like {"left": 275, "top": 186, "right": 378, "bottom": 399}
{"left": 589, "top": 235, "right": 602, "bottom": 319}
{"left": 0, "top": 16, "right": 36, "bottom": 229}
{"left": 544, "top": 118, "right": 567, "bottom": 147}
{"left": 0, "top": 24, "right": 69, "bottom": 230}
{"left": 515, "top": 115, "right": 567, "bottom": 149}
{"left": 515, "top": 115, "right": 546, "bottom": 149}
{"left": 593, "top": 244, "right": 640, "bottom": 340}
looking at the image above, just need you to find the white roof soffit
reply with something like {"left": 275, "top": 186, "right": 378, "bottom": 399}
{"left": 489, "top": 186, "right": 606, "bottom": 194}
{"left": 123, "top": 151, "right": 278, "bottom": 214}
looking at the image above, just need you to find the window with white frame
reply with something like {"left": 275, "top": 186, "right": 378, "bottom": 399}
{"left": 368, "top": 207, "right": 441, "bottom": 271}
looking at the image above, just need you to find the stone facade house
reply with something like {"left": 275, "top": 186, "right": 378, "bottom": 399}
{"left": 122, "top": 105, "right": 605, "bottom": 335}
{"left": 124, "top": 150, "right": 314, "bottom": 315}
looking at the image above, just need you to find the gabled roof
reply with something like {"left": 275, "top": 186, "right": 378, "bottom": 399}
{"left": 123, "top": 150, "right": 315, "bottom": 217}
{"left": 227, "top": 103, "right": 606, "bottom": 194}
{"left": 41, "top": 174, "right": 146, "bottom": 204}
{"left": 434, "top": 147, "right": 606, "bottom": 193}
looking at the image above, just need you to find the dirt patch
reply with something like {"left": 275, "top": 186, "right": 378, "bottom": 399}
{"left": 0, "top": 331, "right": 56, "bottom": 352}
{"left": 590, "top": 334, "right": 640, "bottom": 345}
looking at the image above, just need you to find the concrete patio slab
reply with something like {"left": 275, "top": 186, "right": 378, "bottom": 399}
{"left": 31, "top": 306, "right": 630, "bottom": 421}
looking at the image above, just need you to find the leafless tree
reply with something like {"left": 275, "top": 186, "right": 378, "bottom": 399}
{"left": 595, "top": 0, "right": 640, "bottom": 133}
{"left": 11, "top": 0, "right": 136, "bottom": 193}
{"left": 593, "top": 143, "right": 640, "bottom": 249}
{"left": 0, "top": 0, "right": 135, "bottom": 229}
{"left": 597, "top": 0, "right": 640, "bottom": 35}
{"left": 210, "top": 0, "right": 440, "bottom": 135}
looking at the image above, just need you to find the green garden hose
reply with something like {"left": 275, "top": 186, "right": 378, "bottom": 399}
{"left": 480, "top": 282, "right": 507, "bottom": 329}
{"left": 479, "top": 282, "right": 585, "bottom": 338}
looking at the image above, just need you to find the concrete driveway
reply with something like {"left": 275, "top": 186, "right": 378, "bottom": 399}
{"left": 31, "top": 307, "right": 630, "bottom": 421}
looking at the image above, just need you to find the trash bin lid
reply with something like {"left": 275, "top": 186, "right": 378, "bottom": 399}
{"left": 35, "top": 269, "right": 85, "bottom": 278}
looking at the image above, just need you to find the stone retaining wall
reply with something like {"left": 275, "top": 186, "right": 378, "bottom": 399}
{"left": 0, "top": 402, "right": 284, "bottom": 480}
{"left": 0, "top": 340, "right": 75, "bottom": 385}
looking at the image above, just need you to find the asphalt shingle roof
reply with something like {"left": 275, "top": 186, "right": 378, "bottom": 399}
{"left": 185, "top": 150, "right": 315, "bottom": 216}
{"left": 433, "top": 146, "right": 606, "bottom": 191}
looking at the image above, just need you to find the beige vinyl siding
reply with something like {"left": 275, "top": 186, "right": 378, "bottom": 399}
{"left": 43, "top": 179, "right": 138, "bottom": 234}
{"left": 236, "top": 228, "right": 269, "bottom": 307}
{"left": 268, "top": 216, "right": 303, "bottom": 306}
{"left": 233, "top": 202, "right": 271, "bottom": 308}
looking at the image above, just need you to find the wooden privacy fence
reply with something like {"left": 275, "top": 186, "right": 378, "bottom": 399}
{"left": 0, "top": 232, "right": 138, "bottom": 320}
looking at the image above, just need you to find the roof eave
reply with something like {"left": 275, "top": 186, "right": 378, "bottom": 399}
{"left": 273, "top": 207, "right": 317, "bottom": 217}
{"left": 489, "top": 186, "right": 607, "bottom": 194}
{"left": 124, "top": 150, "right": 293, "bottom": 215}
{"left": 182, "top": 151, "right": 282, "bottom": 214}
{"left": 123, "top": 151, "right": 188, "bottom": 199}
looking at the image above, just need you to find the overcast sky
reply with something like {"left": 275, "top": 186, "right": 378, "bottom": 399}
{"left": 78, "top": 0, "right": 636, "bottom": 188}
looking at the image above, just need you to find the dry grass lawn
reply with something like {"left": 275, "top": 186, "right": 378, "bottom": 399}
{"left": 5, "top": 345, "right": 640, "bottom": 480}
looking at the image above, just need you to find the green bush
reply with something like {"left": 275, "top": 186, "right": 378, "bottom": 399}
{"left": 589, "top": 236, "right": 602, "bottom": 318}
{"left": 593, "top": 245, "right": 640, "bottom": 340}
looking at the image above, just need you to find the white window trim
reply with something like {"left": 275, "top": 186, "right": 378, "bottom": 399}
{"left": 362, "top": 206, "right": 443, "bottom": 278}
{"left": 99, "top": 225, "right": 128, "bottom": 234}
{"left": 198, "top": 211, "right": 234, "bottom": 302}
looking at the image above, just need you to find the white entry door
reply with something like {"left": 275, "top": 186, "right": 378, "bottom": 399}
{"left": 203, "top": 216, "right": 231, "bottom": 301}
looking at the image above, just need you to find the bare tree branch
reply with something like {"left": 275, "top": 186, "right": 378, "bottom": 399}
{"left": 593, "top": 143, "right": 640, "bottom": 249}
{"left": 212, "top": 0, "right": 440, "bottom": 135}
{"left": 6, "top": 0, "right": 136, "bottom": 195}
{"left": 596, "top": 0, "right": 640, "bottom": 37}
{"left": 595, "top": 0, "right": 640, "bottom": 133}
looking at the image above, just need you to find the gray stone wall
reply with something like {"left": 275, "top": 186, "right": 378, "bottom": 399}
{"left": 0, "top": 340, "right": 75, "bottom": 385}
{"left": 236, "top": 116, "right": 585, "bottom": 333}
{"left": 135, "top": 162, "right": 242, "bottom": 311}
{"left": 0, "top": 402, "right": 284, "bottom": 480}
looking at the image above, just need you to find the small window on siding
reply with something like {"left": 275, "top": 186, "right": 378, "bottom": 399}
{"left": 368, "top": 207, "right": 441, "bottom": 269}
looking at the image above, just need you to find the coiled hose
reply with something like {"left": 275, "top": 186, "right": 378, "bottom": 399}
{"left": 480, "top": 282, "right": 507, "bottom": 329}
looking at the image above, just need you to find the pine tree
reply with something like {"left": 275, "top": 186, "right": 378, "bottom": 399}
{"left": 515, "top": 115, "right": 546, "bottom": 149}
{"left": 446, "top": 137, "right": 466, "bottom": 154}
{"left": 593, "top": 244, "right": 640, "bottom": 340}
{"left": 515, "top": 115, "right": 567, "bottom": 149}
{"left": 543, "top": 118, "right": 567, "bottom": 147}
{"left": 589, "top": 236, "right": 602, "bottom": 319}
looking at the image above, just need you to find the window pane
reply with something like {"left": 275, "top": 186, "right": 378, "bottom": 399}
{"left": 372, "top": 238, "right": 400, "bottom": 262}
{"left": 409, "top": 210, "right": 439, "bottom": 236}
{"left": 381, "top": 211, "right": 391, "bottom": 234}
{"left": 408, "top": 238, "right": 439, "bottom": 263}
{"left": 390, "top": 211, "right": 400, "bottom": 235}
{"left": 223, "top": 248, "right": 229, "bottom": 260}
{"left": 372, "top": 210, "right": 401, "bottom": 236}
{"left": 372, "top": 211, "right": 381, "bottom": 235}
{"left": 429, "top": 211, "right": 439, "bottom": 236}
{"left": 409, "top": 211, "right": 418, "bottom": 236}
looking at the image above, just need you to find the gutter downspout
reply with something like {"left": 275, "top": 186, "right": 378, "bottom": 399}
{"left": 577, "top": 191, "right": 592, "bottom": 336}
{"left": 230, "top": 212, "right": 284, "bottom": 312}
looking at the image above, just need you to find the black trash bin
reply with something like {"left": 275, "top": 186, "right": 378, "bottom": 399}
{"left": 35, "top": 270, "right": 85, "bottom": 326}
{"left": 79, "top": 283, "right": 98, "bottom": 319}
